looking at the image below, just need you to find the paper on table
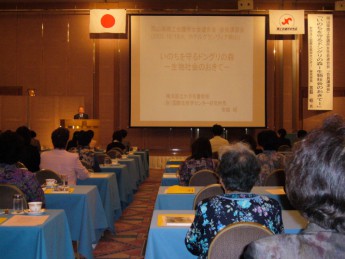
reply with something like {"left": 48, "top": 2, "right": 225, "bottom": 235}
{"left": 2, "top": 215, "right": 49, "bottom": 226}
{"left": 165, "top": 185, "right": 195, "bottom": 194}
{"left": 166, "top": 164, "right": 180, "bottom": 168}
{"left": 163, "top": 174, "right": 178, "bottom": 178}
{"left": 90, "top": 173, "right": 111, "bottom": 178}
{"left": 157, "top": 214, "right": 195, "bottom": 227}
{"left": 265, "top": 188, "right": 286, "bottom": 195}
{"left": 44, "top": 188, "right": 75, "bottom": 194}
{"left": 0, "top": 217, "right": 7, "bottom": 224}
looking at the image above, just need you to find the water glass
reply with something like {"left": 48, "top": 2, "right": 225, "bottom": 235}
{"left": 104, "top": 156, "right": 111, "bottom": 166}
{"left": 13, "top": 194, "right": 24, "bottom": 213}
{"left": 60, "top": 174, "right": 69, "bottom": 186}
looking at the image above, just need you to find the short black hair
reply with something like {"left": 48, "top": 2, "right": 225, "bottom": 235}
{"left": 0, "top": 130, "right": 24, "bottom": 164}
{"left": 277, "top": 128, "right": 287, "bottom": 138}
{"left": 286, "top": 115, "right": 345, "bottom": 233}
{"left": 52, "top": 128, "right": 69, "bottom": 149}
{"left": 211, "top": 124, "right": 223, "bottom": 136}
{"left": 218, "top": 143, "right": 260, "bottom": 192}
{"left": 257, "top": 130, "right": 279, "bottom": 150}
{"left": 16, "top": 126, "right": 31, "bottom": 145}
{"left": 191, "top": 137, "right": 212, "bottom": 159}
{"left": 112, "top": 130, "right": 123, "bottom": 142}
{"left": 297, "top": 129, "right": 307, "bottom": 139}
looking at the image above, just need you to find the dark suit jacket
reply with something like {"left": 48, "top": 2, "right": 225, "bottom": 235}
{"left": 74, "top": 113, "right": 89, "bottom": 119}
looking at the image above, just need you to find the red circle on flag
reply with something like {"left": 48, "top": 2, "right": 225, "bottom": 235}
{"left": 101, "top": 14, "right": 115, "bottom": 28}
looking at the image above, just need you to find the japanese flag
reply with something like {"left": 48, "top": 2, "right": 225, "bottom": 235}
{"left": 90, "top": 9, "right": 126, "bottom": 34}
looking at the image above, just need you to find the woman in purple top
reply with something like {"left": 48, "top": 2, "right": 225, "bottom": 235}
{"left": 0, "top": 130, "right": 45, "bottom": 204}
{"left": 178, "top": 137, "right": 218, "bottom": 186}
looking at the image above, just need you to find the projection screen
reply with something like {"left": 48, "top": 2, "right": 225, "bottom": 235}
{"left": 130, "top": 15, "right": 266, "bottom": 127}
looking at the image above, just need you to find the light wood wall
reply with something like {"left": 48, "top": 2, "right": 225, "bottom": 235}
{"left": 0, "top": 1, "right": 345, "bottom": 154}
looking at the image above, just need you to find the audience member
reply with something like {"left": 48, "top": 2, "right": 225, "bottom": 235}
{"left": 209, "top": 124, "right": 229, "bottom": 155}
{"left": 256, "top": 130, "right": 285, "bottom": 185}
{"left": 66, "top": 131, "right": 79, "bottom": 151}
{"left": 185, "top": 142, "right": 284, "bottom": 258}
{"left": 106, "top": 130, "right": 126, "bottom": 152}
{"left": 30, "top": 130, "right": 41, "bottom": 152}
{"left": 74, "top": 106, "right": 89, "bottom": 119}
{"left": 240, "top": 133, "right": 262, "bottom": 155}
{"left": 0, "top": 130, "right": 45, "bottom": 203}
{"left": 40, "top": 127, "right": 89, "bottom": 185}
{"left": 16, "top": 126, "right": 40, "bottom": 172}
{"left": 244, "top": 115, "right": 345, "bottom": 258}
{"left": 120, "top": 129, "right": 130, "bottom": 152}
{"left": 178, "top": 137, "right": 218, "bottom": 186}
{"left": 70, "top": 130, "right": 100, "bottom": 172}
{"left": 276, "top": 128, "right": 291, "bottom": 148}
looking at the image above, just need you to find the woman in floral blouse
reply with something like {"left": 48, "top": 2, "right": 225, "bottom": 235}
{"left": 0, "top": 130, "right": 45, "bottom": 204}
{"left": 178, "top": 137, "right": 218, "bottom": 186}
{"left": 185, "top": 142, "right": 284, "bottom": 258}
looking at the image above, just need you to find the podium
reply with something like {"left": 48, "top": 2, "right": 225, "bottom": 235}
{"left": 60, "top": 119, "right": 100, "bottom": 146}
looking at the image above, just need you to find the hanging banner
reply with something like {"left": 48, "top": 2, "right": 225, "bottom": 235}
{"left": 308, "top": 14, "right": 333, "bottom": 110}
{"left": 269, "top": 10, "right": 305, "bottom": 34}
{"left": 90, "top": 9, "right": 126, "bottom": 34}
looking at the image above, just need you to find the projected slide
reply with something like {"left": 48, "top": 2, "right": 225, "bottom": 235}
{"left": 130, "top": 15, "right": 266, "bottom": 127}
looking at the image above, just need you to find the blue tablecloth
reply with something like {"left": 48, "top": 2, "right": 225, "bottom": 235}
{"left": 128, "top": 154, "right": 146, "bottom": 182}
{"left": 118, "top": 158, "right": 140, "bottom": 190}
{"left": 145, "top": 210, "right": 307, "bottom": 259}
{"left": 77, "top": 173, "right": 122, "bottom": 233}
{"left": 45, "top": 185, "right": 108, "bottom": 259}
{"left": 161, "top": 174, "right": 179, "bottom": 186}
{"left": 0, "top": 210, "right": 74, "bottom": 259}
{"left": 134, "top": 151, "right": 149, "bottom": 177}
{"left": 155, "top": 186, "right": 293, "bottom": 210}
{"left": 164, "top": 164, "right": 180, "bottom": 173}
{"left": 100, "top": 164, "right": 134, "bottom": 209}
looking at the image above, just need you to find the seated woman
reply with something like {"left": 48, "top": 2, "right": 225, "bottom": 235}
{"left": 244, "top": 115, "right": 345, "bottom": 258}
{"left": 185, "top": 142, "right": 284, "bottom": 258}
{"left": 0, "top": 130, "right": 45, "bottom": 203}
{"left": 178, "top": 137, "right": 218, "bottom": 186}
{"left": 106, "top": 130, "right": 126, "bottom": 153}
{"left": 256, "top": 130, "right": 286, "bottom": 185}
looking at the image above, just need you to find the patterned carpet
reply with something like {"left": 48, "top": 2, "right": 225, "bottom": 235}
{"left": 93, "top": 169, "right": 163, "bottom": 259}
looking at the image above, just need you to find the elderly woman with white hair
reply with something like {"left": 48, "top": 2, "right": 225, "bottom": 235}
{"left": 185, "top": 142, "right": 284, "bottom": 258}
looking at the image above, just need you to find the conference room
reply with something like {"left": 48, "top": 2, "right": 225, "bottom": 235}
{"left": 1, "top": 0, "right": 345, "bottom": 258}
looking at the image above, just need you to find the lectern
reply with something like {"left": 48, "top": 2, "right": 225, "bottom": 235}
{"left": 60, "top": 119, "right": 100, "bottom": 146}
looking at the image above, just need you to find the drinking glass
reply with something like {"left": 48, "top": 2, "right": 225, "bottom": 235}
{"left": 104, "top": 156, "right": 111, "bottom": 166}
{"left": 13, "top": 194, "right": 24, "bottom": 213}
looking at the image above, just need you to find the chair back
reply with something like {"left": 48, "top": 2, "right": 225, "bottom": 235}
{"left": 35, "top": 169, "right": 63, "bottom": 185}
{"left": 107, "top": 149, "right": 122, "bottom": 159}
{"left": 0, "top": 184, "right": 28, "bottom": 209}
{"left": 208, "top": 222, "right": 273, "bottom": 259}
{"left": 16, "top": 161, "right": 28, "bottom": 169}
{"left": 277, "top": 145, "right": 291, "bottom": 152}
{"left": 189, "top": 169, "right": 219, "bottom": 186}
{"left": 264, "top": 169, "right": 285, "bottom": 186}
{"left": 193, "top": 184, "right": 225, "bottom": 209}
{"left": 95, "top": 153, "right": 111, "bottom": 165}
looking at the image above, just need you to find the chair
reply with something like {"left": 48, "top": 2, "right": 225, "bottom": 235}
{"left": 264, "top": 169, "right": 285, "bottom": 186}
{"left": 16, "top": 161, "right": 28, "bottom": 169}
{"left": 107, "top": 149, "right": 122, "bottom": 159}
{"left": 0, "top": 184, "right": 28, "bottom": 209}
{"left": 277, "top": 145, "right": 291, "bottom": 152}
{"left": 189, "top": 169, "right": 219, "bottom": 186}
{"left": 193, "top": 184, "right": 225, "bottom": 209}
{"left": 95, "top": 153, "right": 111, "bottom": 165}
{"left": 35, "top": 169, "right": 63, "bottom": 185}
{"left": 208, "top": 222, "right": 273, "bottom": 259}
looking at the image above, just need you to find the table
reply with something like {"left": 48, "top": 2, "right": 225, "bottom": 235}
{"left": 77, "top": 173, "right": 122, "bottom": 233}
{"left": 0, "top": 209, "right": 74, "bottom": 259}
{"left": 134, "top": 150, "right": 149, "bottom": 177}
{"left": 164, "top": 164, "right": 180, "bottom": 173}
{"left": 117, "top": 158, "right": 140, "bottom": 190}
{"left": 45, "top": 185, "right": 108, "bottom": 259}
{"left": 100, "top": 164, "right": 134, "bottom": 208}
{"left": 145, "top": 210, "right": 307, "bottom": 259}
{"left": 155, "top": 186, "right": 293, "bottom": 210}
{"left": 161, "top": 173, "right": 179, "bottom": 186}
{"left": 128, "top": 154, "right": 146, "bottom": 182}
